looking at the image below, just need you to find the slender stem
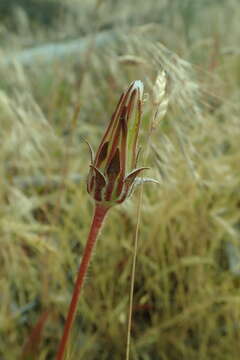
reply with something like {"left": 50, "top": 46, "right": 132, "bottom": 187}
{"left": 125, "top": 186, "right": 143, "bottom": 360}
{"left": 125, "top": 106, "right": 155, "bottom": 359}
{"left": 56, "top": 204, "right": 109, "bottom": 360}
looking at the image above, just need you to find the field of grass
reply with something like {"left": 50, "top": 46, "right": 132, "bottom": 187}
{"left": 0, "top": 0, "right": 240, "bottom": 359}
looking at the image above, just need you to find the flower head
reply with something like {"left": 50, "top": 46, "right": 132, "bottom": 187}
{"left": 87, "top": 81, "right": 147, "bottom": 206}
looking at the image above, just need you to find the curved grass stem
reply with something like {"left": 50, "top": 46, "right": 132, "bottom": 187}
{"left": 56, "top": 204, "right": 109, "bottom": 360}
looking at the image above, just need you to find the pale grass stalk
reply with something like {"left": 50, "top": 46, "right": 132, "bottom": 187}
{"left": 125, "top": 71, "right": 168, "bottom": 359}
{"left": 125, "top": 180, "right": 144, "bottom": 360}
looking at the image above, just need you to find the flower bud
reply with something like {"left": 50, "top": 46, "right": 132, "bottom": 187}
{"left": 87, "top": 81, "right": 147, "bottom": 206}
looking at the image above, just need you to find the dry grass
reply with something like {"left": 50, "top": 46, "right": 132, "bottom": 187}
{"left": 0, "top": 0, "right": 240, "bottom": 359}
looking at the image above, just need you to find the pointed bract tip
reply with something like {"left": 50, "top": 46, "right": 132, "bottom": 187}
{"left": 131, "top": 80, "right": 144, "bottom": 99}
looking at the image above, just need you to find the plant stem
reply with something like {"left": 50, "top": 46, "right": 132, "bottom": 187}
{"left": 126, "top": 105, "right": 155, "bottom": 359}
{"left": 125, "top": 186, "right": 143, "bottom": 360}
{"left": 56, "top": 204, "right": 109, "bottom": 360}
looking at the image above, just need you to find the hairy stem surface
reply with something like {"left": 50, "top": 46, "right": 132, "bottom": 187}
{"left": 56, "top": 204, "right": 109, "bottom": 360}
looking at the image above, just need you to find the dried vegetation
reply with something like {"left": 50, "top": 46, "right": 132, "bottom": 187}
{"left": 0, "top": 0, "right": 240, "bottom": 359}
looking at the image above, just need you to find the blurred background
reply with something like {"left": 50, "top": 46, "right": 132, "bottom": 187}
{"left": 0, "top": 0, "right": 240, "bottom": 359}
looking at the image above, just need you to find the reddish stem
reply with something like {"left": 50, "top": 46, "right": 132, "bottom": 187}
{"left": 56, "top": 204, "right": 109, "bottom": 360}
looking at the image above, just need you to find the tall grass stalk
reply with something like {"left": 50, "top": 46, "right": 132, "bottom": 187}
{"left": 125, "top": 186, "right": 143, "bottom": 360}
{"left": 125, "top": 71, "right": 168, "bottom": 359}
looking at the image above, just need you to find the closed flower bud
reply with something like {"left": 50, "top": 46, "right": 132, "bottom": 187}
{"left": 87, "top": 81, "right": 147, "bottom": 206}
